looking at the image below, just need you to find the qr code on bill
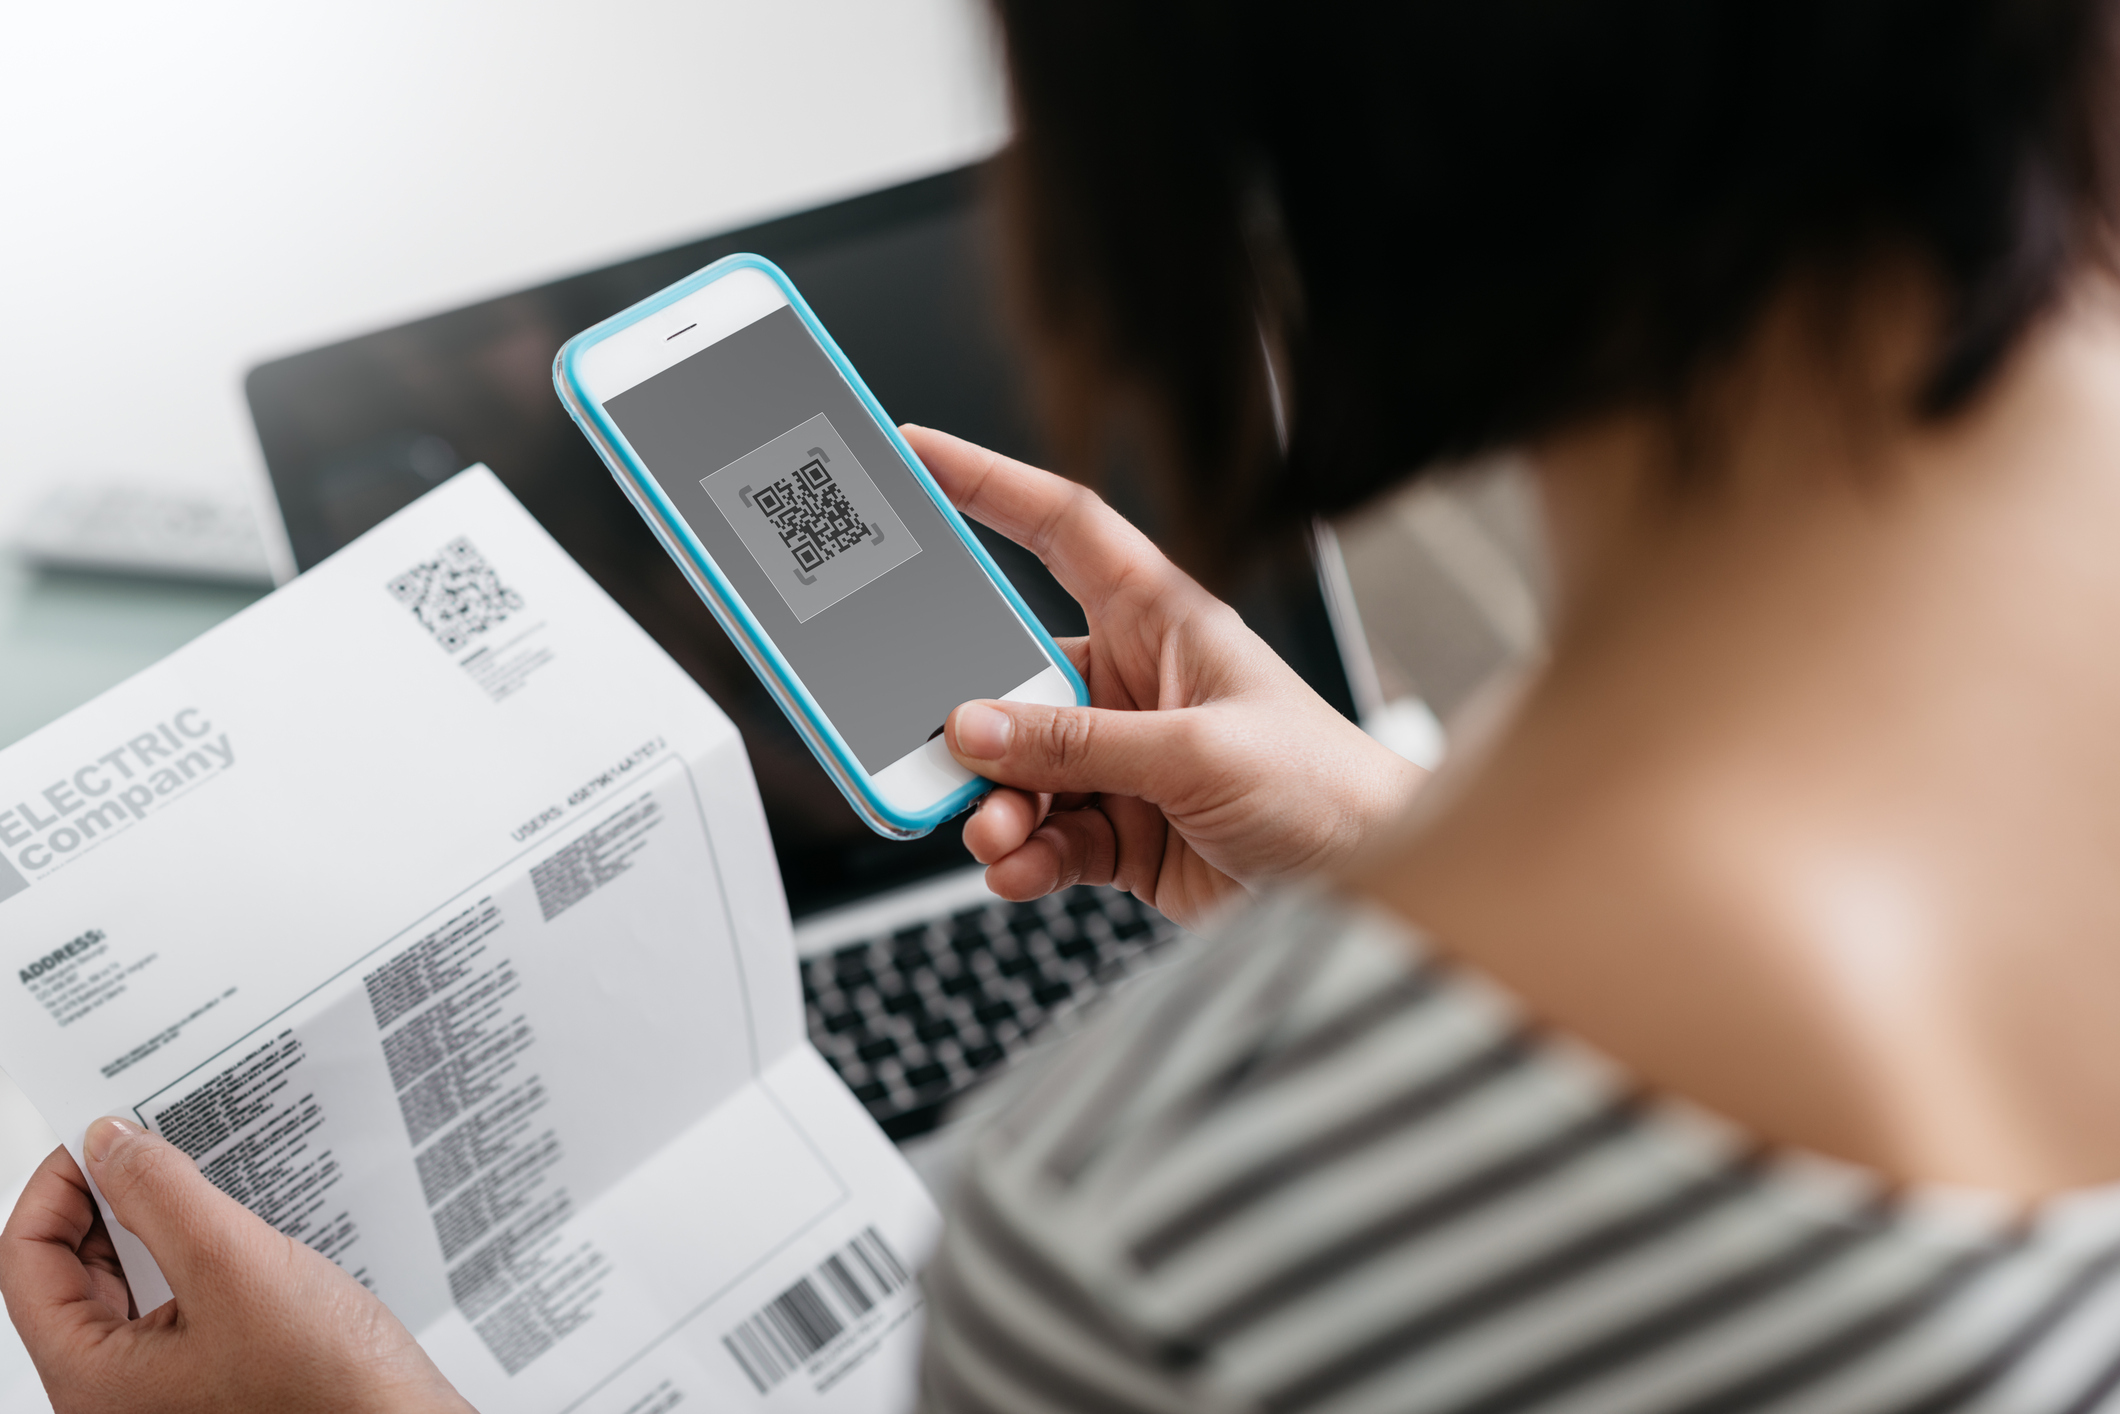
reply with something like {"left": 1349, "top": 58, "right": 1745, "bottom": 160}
{"left": 741, "top": 448, "right": 884, "bottom": 584}
{"left": 385, "top": 536, "right": 524, "bottom": 653}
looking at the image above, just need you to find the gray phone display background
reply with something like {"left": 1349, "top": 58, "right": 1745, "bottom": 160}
{"left": 604, "top": 305, "right": 1050, "bottom": 774}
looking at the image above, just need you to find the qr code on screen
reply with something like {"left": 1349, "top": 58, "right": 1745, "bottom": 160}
{"left": 385, "top": 536, "right": 525, "bottom": 653}
{"left": 741, "top": 449, "right": 882, "bottom": 582}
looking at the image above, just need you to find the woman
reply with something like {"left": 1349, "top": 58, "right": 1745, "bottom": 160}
{"left": 12, "top": 0, "right": 2120, "bottom": 1409}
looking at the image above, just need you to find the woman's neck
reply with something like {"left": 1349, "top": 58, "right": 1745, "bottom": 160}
{"left": 1358, "top": 279, "right": 2120, "bottom": 1194}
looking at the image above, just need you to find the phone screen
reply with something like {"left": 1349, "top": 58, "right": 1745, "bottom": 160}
{"left": 602, "top": 304, "right": 1054, "bottom": 775}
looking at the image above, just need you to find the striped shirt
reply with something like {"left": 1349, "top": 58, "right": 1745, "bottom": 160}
{"left": 918, "top": 888, "right": 2120, "bottom": 1414}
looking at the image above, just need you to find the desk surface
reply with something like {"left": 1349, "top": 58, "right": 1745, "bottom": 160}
{"left": 0, "top": 556, "right": 265, "bottom": 751}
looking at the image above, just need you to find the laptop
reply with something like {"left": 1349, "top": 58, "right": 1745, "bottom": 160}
{"left": 246, "top": 162, "right": 1383, "bottom": 1142}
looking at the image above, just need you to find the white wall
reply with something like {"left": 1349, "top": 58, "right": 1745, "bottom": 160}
{"left": 0, "top": 0, "right": 1009, "bottom": 551}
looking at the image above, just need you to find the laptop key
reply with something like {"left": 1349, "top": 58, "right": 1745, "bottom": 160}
{"left": 903, "top": 1063, "right": 949, "bottom": 1092}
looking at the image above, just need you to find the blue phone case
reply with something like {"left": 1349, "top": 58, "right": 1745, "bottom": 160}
{"left": 552, "top": 253, "right": 1087, "bottom": 840}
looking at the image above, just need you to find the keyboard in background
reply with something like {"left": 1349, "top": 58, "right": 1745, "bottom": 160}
{"left": 803, "top": 885, "right": 1182, "bottom": 1139}
{"left": 13, "top": 484, "right": 275, "bottom": 586}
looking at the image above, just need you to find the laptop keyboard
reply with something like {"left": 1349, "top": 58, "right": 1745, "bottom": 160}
{"left": 802, "top": 885, "right": 1183, "bottom": 1140}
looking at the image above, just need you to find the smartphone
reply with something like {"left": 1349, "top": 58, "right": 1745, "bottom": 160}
{"left": 553, "top": 254, "right": 1086, "bottom": 839}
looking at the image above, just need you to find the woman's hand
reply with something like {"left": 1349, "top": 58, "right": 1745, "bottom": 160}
{"left": 0, "top": 1118, "right": 471, "bottom": 1414}
{"left": 907, "top": 425, "right": 1425, "bottom": 931}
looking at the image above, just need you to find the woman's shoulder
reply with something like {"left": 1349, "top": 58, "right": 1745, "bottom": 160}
{"left": 950, "top": 884, "right": 1741, "bottom": 1266}
{"left": 919, "top": 886, "right": 2120, "bottom": 1414}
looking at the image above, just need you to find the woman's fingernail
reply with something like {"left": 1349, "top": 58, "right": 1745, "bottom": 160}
{"left": 85, "top": 1117, "right": 141, "bottom": 1164}
{"left": 954, "top": 703, "right": 1011, "bottom": 760}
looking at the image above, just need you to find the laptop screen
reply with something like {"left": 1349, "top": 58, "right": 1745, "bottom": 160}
{"left": 247, "top": 164, "right": 1363, "bottom": 917}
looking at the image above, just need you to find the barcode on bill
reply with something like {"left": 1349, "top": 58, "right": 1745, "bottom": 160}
{"left": 723, "top": 1227, "right": 912, "bottom": 1393}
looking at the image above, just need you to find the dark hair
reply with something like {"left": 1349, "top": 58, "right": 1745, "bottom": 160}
{"left": 990, "top": 0, "right": 2120, "bottom": 567}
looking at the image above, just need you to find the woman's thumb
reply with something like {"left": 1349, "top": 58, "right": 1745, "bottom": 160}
{"left": 947, "top": 699, "right": 1191, "bottom": 799}
{"left": 83, "top": 1116, "right": 262, "bottom": 1299}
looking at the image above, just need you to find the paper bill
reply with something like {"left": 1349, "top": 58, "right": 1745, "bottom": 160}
{"left": 0, "top": 468, "right": 938, "bottom": 1413}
